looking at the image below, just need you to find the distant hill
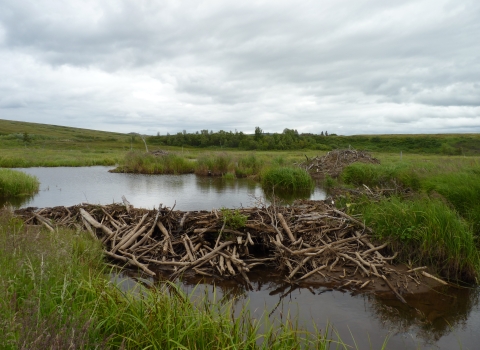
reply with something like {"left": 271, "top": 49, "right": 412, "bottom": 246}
{"left": 1, "top": 119, "right": 479, "bottom": 155}
{"left": 0, "top": 119, "right": 125, "bottom": 139}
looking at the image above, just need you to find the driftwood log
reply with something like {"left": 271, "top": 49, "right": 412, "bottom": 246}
{"left": 16, "top": 198, "right": 424, "bottom": 301}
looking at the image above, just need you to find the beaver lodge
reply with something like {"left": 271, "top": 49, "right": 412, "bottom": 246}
{"left": 16, "top": 195, "right": 447, "bottom": 305}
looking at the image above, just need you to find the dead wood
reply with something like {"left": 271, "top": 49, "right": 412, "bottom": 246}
{"left": 14, "top": 197, "right": 422, "bottom": 302}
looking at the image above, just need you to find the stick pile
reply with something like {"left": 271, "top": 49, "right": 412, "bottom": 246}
{"left": 298, "top": 149, "right": 380, "bottom": 178}
{"left": 16, "top": 197, "right": 416, "bottom": 300}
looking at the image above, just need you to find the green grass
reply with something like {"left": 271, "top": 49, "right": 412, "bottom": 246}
{"left": 341, "top": 162, "right": 421, "bottom": 190}
{"left": 261, "top": 167, "right": 314, "bottom": 191}
{"left": 0, "top": 169, "right": 39, "bottom": 197}
{"left": 113, "top": 151, "right": 195, "bottom": 174}
{"left": 195, "top": 153, "right": 233, "bottom": 176}
{"left": 340, "top": 155, "right": 480, "bottom": 235}
{"left": 355, "top": 196, "right": 479, "bottom": 282}
{"left": 0, "top": 209, "right": 350, "bottom": 349}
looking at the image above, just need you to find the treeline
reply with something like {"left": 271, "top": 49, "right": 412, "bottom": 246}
{"left": 147, "top": 127, "right": 480, "bottom": 155}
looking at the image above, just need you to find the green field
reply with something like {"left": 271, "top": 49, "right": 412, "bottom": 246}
{"left": 2, "top": 119, "right": 480, "bottom": 168}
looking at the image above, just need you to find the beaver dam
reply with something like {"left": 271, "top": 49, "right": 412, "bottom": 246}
{"left": 16, "top": 196, "right": 447, "bottom": 304}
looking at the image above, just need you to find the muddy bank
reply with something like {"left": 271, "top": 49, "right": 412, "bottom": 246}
{"left": 15, "top": 198, "right": 446, "bottom": 303}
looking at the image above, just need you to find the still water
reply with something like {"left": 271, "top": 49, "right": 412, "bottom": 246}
{"left": 9, "top": 166, "right": 326, "bottom": 210}
{"left": 115, "top": 268, "right": 480, "bottom": 350}
{"left": 7, "top": 166, "right": 480, "bottom": 349}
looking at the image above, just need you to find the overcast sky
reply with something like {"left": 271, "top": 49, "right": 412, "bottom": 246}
{"left": 1, "top": 0, "right": 479, "bottom": 135}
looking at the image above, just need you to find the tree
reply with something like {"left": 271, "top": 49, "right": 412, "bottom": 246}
{"left": 254, "top": 126, "right": 263, "bottom": 141}
{"left": 23, "top": 132, "right": 31, "bottom": 144}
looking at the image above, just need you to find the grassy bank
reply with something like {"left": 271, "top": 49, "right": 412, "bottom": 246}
{"left": 358, "top": 196, "right": 479, "bottom": 282}
{"left": 0, "top": 209, "right": 346, "bottom": 349}
{"left": 112, "top": 151, "right": 195, "bottom": 174}
{"left": 0, "top": 169, "right": 39, "bottom": 197}
{"left": 338, "top": 155, "right": 480, "bottom": 282}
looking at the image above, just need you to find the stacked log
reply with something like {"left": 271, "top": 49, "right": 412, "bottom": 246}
{"left": 16, "top": 198, "right": 434, "bottom": 301}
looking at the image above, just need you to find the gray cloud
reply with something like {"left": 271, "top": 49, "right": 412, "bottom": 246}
{"left": 0, "top": 0, "right": 479, "bottom": 135}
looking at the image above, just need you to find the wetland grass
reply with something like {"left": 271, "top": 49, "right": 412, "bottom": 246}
{"left": 0, "top": 209, "right": 348, "bottom": 349}
{"left": 114, "top": 151, "right": 195, "bottom": 174}
{"left": 261, "top": 167, "right": 314, "bottom": 191}
{"left": 0, "top": 169, "right": 39, "bottom": 197}
{"left": 195, "top": 153, "right": 233, "bottom": 176}
{"left": 339, "top": 155, "right": 480, "bottom": 282}
{"left": 356, "top": 196, "right": 479, "bottom": 282}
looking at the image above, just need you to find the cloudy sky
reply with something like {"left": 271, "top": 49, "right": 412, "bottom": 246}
{"left": 0, "top": 0, "right": 479, "bottom": 135}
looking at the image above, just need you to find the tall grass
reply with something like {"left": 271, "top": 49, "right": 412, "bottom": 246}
{"left": 423, "top": 169, "right": 480, "bottom": 235}
{"left": 195, "top": 153, "right": 233, "bottom": 176}
{"left": 0, "top": 209, "right": 346, "bottom": 349}
{"left": 341, "top": 157, "right": 480, "bottom": 237}
{"left": 235, "top": 153, "right": 262, "bottom": 178}
{"left": 342, "top": 162, "right": 421, "bottom": 190}
{"left": 261, "top": 167, "right": 314, "bottom": 191}
{"left": 114, "top": 151, "right": 195, "bottom": 174}
{"left": 358, "top": 196, "right": 480, "bottom": 282}
{"left": 0, "top": 169, "right": 39, "bottom": 197}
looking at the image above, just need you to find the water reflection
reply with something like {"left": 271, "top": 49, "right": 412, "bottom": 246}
{"left": 13, "top": 167, "right": 326, "bottom": 210}
{"left": 113, "top": 266, "right": 480, "bottom": 350}
{"left": 369, "top": 286, "right": 480, "bottom": 346}
{"left": 0, "top": 194, "right": 36, "bottom": 208}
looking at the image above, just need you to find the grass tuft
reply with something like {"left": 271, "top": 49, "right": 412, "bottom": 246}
{"left": 261, "top": 167, "right": 314, "bottom": 191}
{"left": 0, "top": 169, "right": 39, "bottom": 197}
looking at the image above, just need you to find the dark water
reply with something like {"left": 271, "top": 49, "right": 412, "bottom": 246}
{"left": 6, "top": 167, "right": 480, "bottom": 349}
{"left": 115, "top": 268, "right": 480, "bottom": 350}
{"left": 6, "top": 166, "right": 326, "bottom": 210}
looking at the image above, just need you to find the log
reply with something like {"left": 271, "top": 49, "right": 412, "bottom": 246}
{"left": 277, "top": 213, "right": 296, "bottom": 242}
{"left": 80, "top": 209, "right": 114, "bottom": 237}
{"left": 34, "top": 213, "right": 55, "bottom": 232}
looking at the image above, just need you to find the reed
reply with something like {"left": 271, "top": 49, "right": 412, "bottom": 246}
{"left": 0, "top": 169, "right": 39, "bottom": 197}
{"left": 114, "top": 151, "right": 195, "bottom": 174}
{"left": 195, "top": 153, "right": 233, "bottom": 176}
{"left": 261, "top": 167, "right": 314, "bottom": 191}
{"left": 341, "top": 162, "right": 421, "bottom": 190}
{"left": 235, "top": 153, "right": 262, "bottom": 178}
{"left": 358, "top": 196, "right": 480, "bottom": 282}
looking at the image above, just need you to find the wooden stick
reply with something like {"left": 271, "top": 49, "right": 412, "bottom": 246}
{"left": 33, "top": 213, "right": 55, "bottom": 232}
{"left": 295, "top": 265, "right": 327, "bottom": 281}
{"left": 421, "top": 271, "right": 448, "bottom": 285}
{"left": 80, "top": 209, "right": 114, "bottom": 237}
{"left": 407, "top": 266, "right": 427, "bottom": 273}
{"left": 332, "top": 209, "right": 372, "bottom": 233}
{"left": 288, "top": 256, "right": 313, "bottom": 279}
{"left": 122, "top": 195, "right": 132, "bottom": 213}
{"left": 118, "top": 250, "right": 156, "bottom": 276}
{"left": 381, "top": 275, "right": 407, "bottom": 304}
{"left": 277, "top": 213, "right": 296, "bottom": 242}
{"left": 172, "top": 241, "right": 235, "bottom": 278}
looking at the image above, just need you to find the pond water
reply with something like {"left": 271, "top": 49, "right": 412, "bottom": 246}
{"left": 7, "top": 166, "right": 480, "bottom": 349}
{"left": 116, "top": 268, "right": 480, "bottom": 350}
{"left": 7, "top": 166, "right": 326, "bottom": 210}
